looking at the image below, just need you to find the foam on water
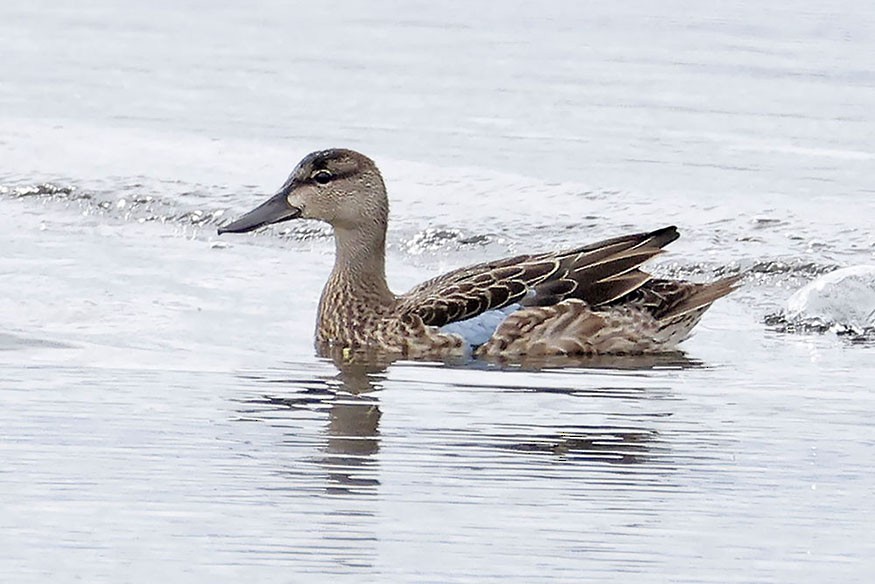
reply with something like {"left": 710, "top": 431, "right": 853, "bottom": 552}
{"left": 787, "top": 266, "right": 875, "bottom": 327}
{"left": 765, "top": 265, "right": 875, "bottom": 340}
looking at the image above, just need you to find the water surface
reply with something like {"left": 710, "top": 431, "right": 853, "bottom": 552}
{"left": 1, "top": 1, "right": 874, "bottom": 582}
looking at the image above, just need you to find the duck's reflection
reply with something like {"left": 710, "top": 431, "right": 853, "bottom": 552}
{"left": 238, "top": 357, "right": 388, "bottom": 494}
{"left": 320, "top": 361, "right": 385, "bottom": 493}
{"left": 237, "top": 349, "right": 704, "bottom": 495}
{"left": 234, "top": 360, "right": 386, "bottom": 571}
{"left": 484, "top": 425, "right": 660, "bottom": 466}
{"left": 230, "top": 351, "right": 709, "bottom": 574}
{"left": 484, "top": 350, "right": 704, "bottom": 371}
{"left": 318, "top": 342, "right": 704, "bottom": 372}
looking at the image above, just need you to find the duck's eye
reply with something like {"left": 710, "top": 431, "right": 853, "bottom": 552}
{"left": 312, "top": 170, "right": 332, "bottom": 185}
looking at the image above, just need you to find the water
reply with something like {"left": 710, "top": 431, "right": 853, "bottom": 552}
{"left": 2, "top": 1, "right": 874, "bottom": 582}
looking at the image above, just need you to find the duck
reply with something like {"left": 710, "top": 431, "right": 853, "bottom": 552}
{"left": 218, "top": 148, "right": 740, "bottom": 360}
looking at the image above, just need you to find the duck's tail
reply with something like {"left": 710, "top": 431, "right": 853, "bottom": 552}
{"left": 658, "top": 274, "right": 743, "bottom": 322}
{"left": 651, "top": 274, "right": 743, "bottom": 346}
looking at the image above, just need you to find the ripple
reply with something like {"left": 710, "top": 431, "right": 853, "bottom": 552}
{"left": 764, "top": 312, "right": 875, "bottom": 343}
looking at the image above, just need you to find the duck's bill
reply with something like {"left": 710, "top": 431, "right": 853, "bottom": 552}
{"left": 218, "top": 192, "right": 302, "bottom": 234}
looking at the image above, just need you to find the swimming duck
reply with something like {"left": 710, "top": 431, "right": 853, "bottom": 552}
{"left": 218, "top": 148, "right": 740, "bottom": 359}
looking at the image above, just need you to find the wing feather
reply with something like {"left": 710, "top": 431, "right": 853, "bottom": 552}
{"left": 399, "top": 226, "right": 680, "bottom": 328}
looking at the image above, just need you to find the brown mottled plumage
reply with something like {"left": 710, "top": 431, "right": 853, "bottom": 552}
{"left": 219, "top": 148, "right": 741, "bottom": 360}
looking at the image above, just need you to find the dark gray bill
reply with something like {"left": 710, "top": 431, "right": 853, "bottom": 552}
{"left": 218, "top": 192, "right": 302, "bottom": 234}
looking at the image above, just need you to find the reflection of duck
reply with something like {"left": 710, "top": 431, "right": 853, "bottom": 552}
{"left": 219, "top": 149, "right": 741, "bottom": 360}
{"left": 241, "top": 359, "right": 387, "bottom": 494}
{"left": 323, "top": 360, "right": 384, "bottom": 480}
{"left": 481, "top": 350, "right": 704, "bottom": 371}
{"left": 238, "top": 353, "right": 683, "bottom": 495}
{"left": 488, "top": 425, "right": 661, "bottom": 467}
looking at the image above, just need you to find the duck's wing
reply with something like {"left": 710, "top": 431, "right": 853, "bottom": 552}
{"left": 399, "top": 226, "right": 680, "bottom": 328}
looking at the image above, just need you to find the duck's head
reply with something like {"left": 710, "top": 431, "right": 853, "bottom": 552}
{"left": 218, "top": 148, "right": 388, "bottom": 235}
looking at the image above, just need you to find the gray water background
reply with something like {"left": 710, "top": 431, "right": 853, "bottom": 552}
{"left": 1, "top": 1, "right": 874, "bottom": 582}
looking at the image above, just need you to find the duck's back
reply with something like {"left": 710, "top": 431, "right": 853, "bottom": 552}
{"left": 396, "top": 226, "right": 740, "bottom": 356}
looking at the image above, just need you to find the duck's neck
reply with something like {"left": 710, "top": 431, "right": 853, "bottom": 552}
{"left": 317, "top": 222, "right": 395, "bottom": 342}
{"left": 330, "top": 224, "right": 393, "bottom": 297}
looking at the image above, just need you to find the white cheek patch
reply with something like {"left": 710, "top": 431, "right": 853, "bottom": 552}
{"left": 440, "top": 304, "right": 522, "bottom": 347}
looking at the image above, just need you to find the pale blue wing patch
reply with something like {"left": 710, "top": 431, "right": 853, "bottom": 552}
{"left": 440, "top": 303, "right": 522, "bottom": 348}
